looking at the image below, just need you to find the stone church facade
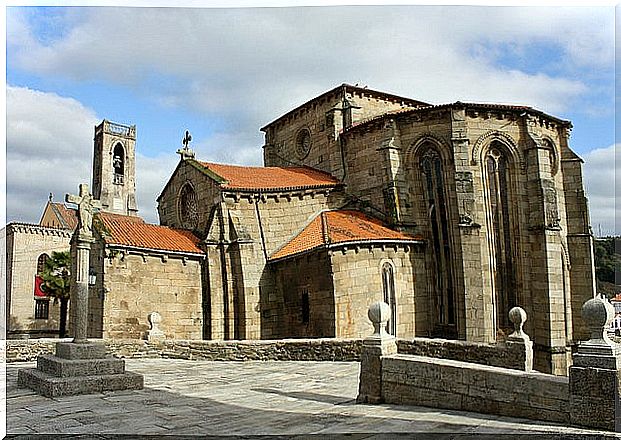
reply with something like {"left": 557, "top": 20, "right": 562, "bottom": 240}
{"left": 3, "top": 84, "right": 596, "bottom": 375}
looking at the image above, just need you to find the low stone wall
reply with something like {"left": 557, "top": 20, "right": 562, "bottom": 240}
{"left": 396, "top": 337, "right": 529, "bottom": 370}
{"left": 7, "top": 337, "right": 527, "bottom": 366}
{"left": 5, "top": 338, "right": 363, "bottom": 363}
{"left": 382, "top": 354, "right": 570, "bottom": 423}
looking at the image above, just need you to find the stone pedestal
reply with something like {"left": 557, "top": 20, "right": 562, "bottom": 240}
{"left": 569, "top": 296, "right": 621, "bottom": 432}
{"left": 18, "top": 341, "right": 143, "bottom": 397}
{"left": 357, "top": 301, "right": 397, "bottom": 403}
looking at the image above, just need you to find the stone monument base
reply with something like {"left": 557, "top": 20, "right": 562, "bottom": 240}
{"left": 18, "top": 341, "right": 143, "bottom": 397}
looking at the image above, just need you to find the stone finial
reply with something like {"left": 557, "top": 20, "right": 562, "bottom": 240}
{"left": 581, "top": 295, "right": 615, "bottom": 346}
{"left": 147, "top": 312, "right": 165, "bottom": 342}
{"left": 508, "top": 306, "right": 530, "bottom": 342}
{"left": 368, "top": 301, "right": 392, "bottom": 339}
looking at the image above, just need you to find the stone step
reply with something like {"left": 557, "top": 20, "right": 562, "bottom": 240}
{"left": 37, "top": 354, "right": 125, "bottom": 377}
{"left": 18, "top": 368, "right": 144, "bottom": 398}
{"left": 55, "top": 341, "right": 107, "bottom": 360}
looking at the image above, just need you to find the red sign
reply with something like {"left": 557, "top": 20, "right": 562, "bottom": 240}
{"left": 34, "top": 275, "right": 46, "bottom": 297}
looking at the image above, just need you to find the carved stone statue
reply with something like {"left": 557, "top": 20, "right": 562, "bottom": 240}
{"left": 66, "top": 183, "right": 101, "bottom": 235}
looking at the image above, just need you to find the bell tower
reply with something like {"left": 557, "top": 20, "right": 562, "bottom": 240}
{"left": 92, "top": 119, "right": 138, "bottom": 216}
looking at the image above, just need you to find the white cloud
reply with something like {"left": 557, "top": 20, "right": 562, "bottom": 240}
{"left": 7, "top": 6, "right": 611, "bottom": 123}
{"left": 6, "top": 86, "right": 98, "bottom": 222}
{"left": 135, "top": 153, "right": 178, "bottom": 224}
{"left": 582, "top": 144, "right": 619, "bottom": 237}
{"left": 5, "top": 86, "right": 174, "bottom": 225}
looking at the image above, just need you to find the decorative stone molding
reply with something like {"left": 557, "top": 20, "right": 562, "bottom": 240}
{"left": 7, "top": 222, "right": 73, "bottom": 238}
{"left": 471, "top": 130, "right": 525, "bottom": 173}
{"left": 406, "top": 133, "right": 452, "bottom": 164}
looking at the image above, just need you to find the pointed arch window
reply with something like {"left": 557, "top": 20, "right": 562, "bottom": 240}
{"left": 484, "top": 143, "right": 517, "bottom": 329}
{"left": 420, "top": 147, "right": 455, "bottom": 328}
{"left": 113, "top": 143, "right": 125, "bottom": 185}
{"left": 381, "top": 262, "right": 397, "bottom": 336}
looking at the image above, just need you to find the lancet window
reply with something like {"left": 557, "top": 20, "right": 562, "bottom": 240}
{"left": 484, "top": 143, "right": 517, "bottom": 329}
{"left": 420, "top": 147, "right": 455, "bottom": 328}
{"left": 381, "top": 262, "right": 397, "bottom": 336}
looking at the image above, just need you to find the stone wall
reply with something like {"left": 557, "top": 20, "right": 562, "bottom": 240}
{"left": 381, "top": 354, "right": 570, "bottom": 423}
{"left": 6, "top": 338, "right": 362, "bottom": 363}
{"left": 267, "top": 250, "right": 336, "bottom": 338}
{"left": 5, "top": 224, "right": 72, "bottom": 337}
{"left": 89, "top": 248, "right": 204, "bottom": 340}
{"left": 330, "top": 245, "right": 426, "bottom": 338}
{"left": 397, "top": 337, "right": 531, "bottom": 371}
{"left": 6, "top": 336, "right": 527, "bottom": 366}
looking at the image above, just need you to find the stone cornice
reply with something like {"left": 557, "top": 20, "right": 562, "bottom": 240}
{"left": 6, "top": 222, "right": 73, "bottom": 238}
{"left": 222, "top": 187, "right": 337, "bottom": 203}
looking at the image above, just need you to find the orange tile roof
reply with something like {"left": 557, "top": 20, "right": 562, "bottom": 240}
{"left": 270, "top": 210, "right": 422, "bottom": 261}
{"left": 197, "top": 161, "right": 340, "bottom": 191}
{"left": 97, "top": 212, "right": 203, "bottom": 255}
{"left": 50, "top": 202, "right": 79, "bottom": 230}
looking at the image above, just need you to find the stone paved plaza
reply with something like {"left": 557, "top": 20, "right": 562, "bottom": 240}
{"left": 5, "top": 359, "right": 616, "bottom": 437}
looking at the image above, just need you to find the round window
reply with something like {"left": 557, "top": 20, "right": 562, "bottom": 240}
{"left": 295, "top": 129, "right": 311, "bottom": 159}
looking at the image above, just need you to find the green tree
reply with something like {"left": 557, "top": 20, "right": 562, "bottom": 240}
{"left": 39, "top": 251, "right": 71, "bottom": 338}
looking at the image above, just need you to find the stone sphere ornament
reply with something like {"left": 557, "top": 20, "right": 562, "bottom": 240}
{"left": 368, "top": 301, "right": 391, "bottom": 338}
{"left": 581, "top": 295, "right": 614, "bottom": 344}
{"left": 508, "top": 306, "right": 529, "bottom": 341}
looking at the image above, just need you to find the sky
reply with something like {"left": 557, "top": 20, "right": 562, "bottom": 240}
{"left": 4, "top": 2, "right": 618, "bottom": 235}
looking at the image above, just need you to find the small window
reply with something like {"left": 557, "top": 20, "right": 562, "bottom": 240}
{"left": 37, "top": 253, "right": 49, "bottom": 274}
{"left": 301, "top": 288, "right": 310, "bottom": 324}
{"left": 34, "top": 299, "right": 50, "bottom": 320}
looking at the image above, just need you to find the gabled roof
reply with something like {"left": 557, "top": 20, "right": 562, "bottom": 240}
{"left": 197, "top": 161, "right": 340, "bottom": 192}
{"left": 270, "top": 210, "right": 422, "bottom": 262}
{"left": 261, "top": 83, "right": 429, "bottom": 131}
{"left": 97, "top": 212, "right": 203, "bottom": 255}
{"left": 40, "top": 202, "right": 79, "bottom": 230}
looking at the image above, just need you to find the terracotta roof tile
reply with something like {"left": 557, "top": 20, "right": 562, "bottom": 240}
{"left": 270, "top": 210, "right": 422, "bottom": 261}
{"left": 198, "top": 162, "right": 339, "bottom": 191}
{"left": 97, "top": 212, "right": 203, "bottom": 255}
{"left": 49, "top": 202, "right": 79, "bottom": 230}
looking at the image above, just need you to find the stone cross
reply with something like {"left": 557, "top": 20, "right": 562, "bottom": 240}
{"left": 65, "top": 183, "right": 101, "bottom": 343}
{"left": 66, "top": 183, "right": 101, "bottom": 235}
{"left": 176, "top": 130, "right": 195, "bottom": 160}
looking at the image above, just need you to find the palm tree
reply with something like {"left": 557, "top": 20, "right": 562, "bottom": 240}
{"left": 39, "top": 251, "right": 71, "bottom": 338}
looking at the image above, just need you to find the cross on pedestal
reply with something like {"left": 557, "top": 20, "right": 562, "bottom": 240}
{"left": 17, "top": 184, "right": 143, "bottom": 397}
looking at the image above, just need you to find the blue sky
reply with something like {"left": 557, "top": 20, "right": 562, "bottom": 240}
{"left": 5, "top": 4, "right": 618, "bottom": 235}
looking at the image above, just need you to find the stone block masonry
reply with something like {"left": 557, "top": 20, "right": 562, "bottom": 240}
{"left": 358, "top": 298, "right": 621, "bottom": 432}
{"left": 381, "top": 354, "right": 569, "bottom": 423}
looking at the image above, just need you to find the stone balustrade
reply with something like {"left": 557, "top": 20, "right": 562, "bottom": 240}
{"left": 357, "top": 298, "right": 621, "bottom": 432}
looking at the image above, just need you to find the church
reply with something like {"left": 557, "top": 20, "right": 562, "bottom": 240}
{"left": 4, "top": 83, "right": 597, "bottom": 375}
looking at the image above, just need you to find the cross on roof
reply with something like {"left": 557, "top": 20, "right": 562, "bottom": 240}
{"left": 176, "top": 129, "right": 195, "bottom": 160}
